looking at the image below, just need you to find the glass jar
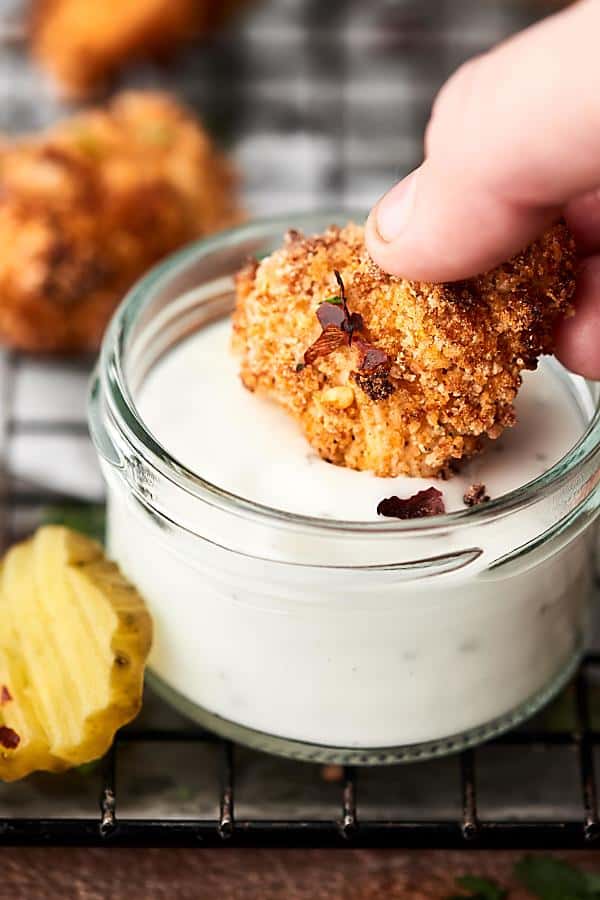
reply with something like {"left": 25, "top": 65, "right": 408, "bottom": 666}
{"left": 89, "top": 212, "right": 600, "bottom": 764}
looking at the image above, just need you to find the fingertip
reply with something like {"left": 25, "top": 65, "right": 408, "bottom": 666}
{"left": 565, "top": 188, "right": 600, "bottom": 255}
{"left": 365, "top": 173, "right": 488, "bottom": 282}
{"left": 365, "top": 171, "right": 422, "bottom": 278}
{"left": 364, "top": 205, "right": 408, "bottom": 278}
{"left": 555, "top": 256, "right": 600, "bottom": 380}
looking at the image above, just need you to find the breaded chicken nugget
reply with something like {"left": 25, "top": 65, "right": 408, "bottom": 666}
{"left": 232, "top": 222, "right": 576, "bottom": 478}
{"left": 31, "top": 0, "right": 241, "bottom": 97}
{"left": 0, "top": 91, "right": 240, "bottom": 353}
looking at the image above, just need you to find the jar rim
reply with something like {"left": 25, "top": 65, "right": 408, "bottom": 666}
{"left": 97, "top": 211, "right": 600, "bottom": 538}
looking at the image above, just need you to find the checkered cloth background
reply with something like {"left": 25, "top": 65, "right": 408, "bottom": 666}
{"left": 0, "top": 0, "right": 553, "bottom": 531}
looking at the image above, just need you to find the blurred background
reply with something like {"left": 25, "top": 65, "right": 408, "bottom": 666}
{"left": 0, "top": 0, "right": 569, "bottom": 215}
{"left": 4, "top": 0, "right": 595, "bottom": 837}
{"left": 0, "top": 0, "right": 572, "bottom": 506}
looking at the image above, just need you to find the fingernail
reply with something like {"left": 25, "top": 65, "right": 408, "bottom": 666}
{"left": 374, "top": 169, "right": 419, "bottom": 243}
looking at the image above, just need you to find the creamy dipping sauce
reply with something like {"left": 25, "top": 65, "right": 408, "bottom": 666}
{"left": 138, "top": 318, "right": 583, "bottom": 519}
{"left": 104, "top": 311, "right": 595, "bottom": 757}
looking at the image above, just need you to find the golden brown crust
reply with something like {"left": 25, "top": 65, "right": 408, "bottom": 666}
{"left": 232, "top": 222, "right": 576, "bottom": 478}
{"left": 0, "top": 91, "right": 241, "bottom": 353}
{"left": 30, "top": 0, "right": 241, "bottom": 98}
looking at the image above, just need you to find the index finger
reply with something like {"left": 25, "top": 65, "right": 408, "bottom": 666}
{"left": 366, "top": 0, "right": 600, "bottom": 282}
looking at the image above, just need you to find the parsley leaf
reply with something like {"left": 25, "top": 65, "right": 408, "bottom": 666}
{"left": 43, "top": 503, "right": 106, "bottom": 544}
{"left": 325, "top": 294, "right": 343, "bottom": 305}
{"left": 447, "top": 857, "right": 600, "bottom": 900}
{"left": 515, "top": 855, "right": 600, "bottom": 899}
{"left": 446, "top": 875, "right": 507, "bottom": 900}
{"left": 75, "top": 760, "right": 101, "bottom": 776}
{"left": 585, "top": 874, "right": 600, "bottom": 894}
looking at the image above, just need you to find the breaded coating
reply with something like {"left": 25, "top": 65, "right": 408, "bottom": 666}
{"left": 232, "top": 222, "right": 576, "bottom": 478}
{"left": 31, "top": 0, "right": 242, "bottom": 97}
{"left": 0, "top": 91, "right": 240, "bottom": 353}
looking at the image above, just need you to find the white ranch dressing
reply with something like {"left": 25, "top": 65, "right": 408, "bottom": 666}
{"left": 137, "top": 318, "right": 583, "bottom": 520}
{"left": 105, "top": 317, "right": 593, "bottom": 751}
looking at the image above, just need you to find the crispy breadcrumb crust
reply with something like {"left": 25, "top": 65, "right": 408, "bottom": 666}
{"left": 232, "top": 222, "right": 576, "bottom": 478}
{"left": 0, "top": 91, "right": 241, "bottom": 353}
{"left": 31, "top": 0, "right": 242, "bottom": 97}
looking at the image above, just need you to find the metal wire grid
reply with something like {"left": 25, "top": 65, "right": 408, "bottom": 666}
{"left": 0, "top": 345, "right": 598, "bottom": 848}
{"left": 2, "top": 663, "right": 600, "bottom": 849}
{"left": 0, "top": 0, "right": 592, "bottom": 852}
{"left": 0, "top": 0, "right": 544, "bottom": 210}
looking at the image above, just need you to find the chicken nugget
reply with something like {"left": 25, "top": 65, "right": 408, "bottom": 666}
{"left": 0, "top": 91, "right": 241, "bottom": 353}
{"left": 31, "top": 0, "right": 242, "bottom": 97}
{"left": 232, "top": 222, "right": 576, "bottom": 478}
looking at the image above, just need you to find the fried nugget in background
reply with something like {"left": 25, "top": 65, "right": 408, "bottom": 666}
{"left": 30, "top": 0, "right": 244, "bottom": 97}
{"left": 233, "top": 222, "right": 576, "bottom": 478}
{"left": 0, "top": 91, "right": 241, "bottom": 353}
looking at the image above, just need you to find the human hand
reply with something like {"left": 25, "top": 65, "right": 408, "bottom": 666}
{"left": 366, "top": 0, "right": 600, "bottom": 378}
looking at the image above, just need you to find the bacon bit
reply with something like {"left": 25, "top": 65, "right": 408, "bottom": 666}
{"left": 0, "top": 726, "right": 20, "bottom": 750}
{"left": 303, "top": 325, "right": 349, "bottom": 365}
{"left": 439, "top": 459, "right": 462, "bottom": 481}
{"left": 284, "top": 228, "right": 302, "bottom": 244}
{"left": 463, "top": 483, "right": 490, "bottom": 507}
{"left": 1, "top": 686, "right": 12, "bottom": 705}
{"left": 377, "top": 487, "right": 446, "bottom": 519}
{"left": 303, "top": 270, "right": 390, "bottom": 372}
{"left": 321, "top": 764, "right": 344, "bottom": 783}
{"left": 353, "top": 369, "right": 395, "bottom": 401}
{"left": 356, "top": 340, "right": 391, "bottom": 373}
{"left": 317, "top": 301, "right": 346, "bottom": 330}
{"left": 343, "top": 312, "right": 364, "bottom": 339}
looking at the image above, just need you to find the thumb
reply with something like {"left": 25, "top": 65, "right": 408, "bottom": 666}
{"left": 366, "top": 0, "right": 600, "bottom": 282}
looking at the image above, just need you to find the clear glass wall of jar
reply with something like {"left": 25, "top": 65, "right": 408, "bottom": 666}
{"left": 89, "top": 213, "right": 600, "bottom": 764}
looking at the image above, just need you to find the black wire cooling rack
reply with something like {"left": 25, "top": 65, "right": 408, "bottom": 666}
{"left": 0, "top": 650, "right": 599, "bottom": 849}
{"left": 0, "top": 0, "right": 592, "bottom": 853}
{"left": 0, "top": 350, "right": 600, "bottom": 849}
{"left": 1, "top": 442, "right": 600, "bottom": 848}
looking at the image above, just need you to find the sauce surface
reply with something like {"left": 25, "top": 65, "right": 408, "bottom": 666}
{"left": 137, "top": 318, "right": 585, "bottom": 521}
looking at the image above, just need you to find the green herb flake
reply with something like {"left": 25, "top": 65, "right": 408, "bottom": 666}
{"left": 515, "top": 855, "right": 600, "bottom": 899}
{"left": 72, "top": 129, "right": 103, "bottom": 159}
{"left": 173, "top": 785, "right": 194, "bottom": 803}
{"left": 139, "top": 123, "right": 174, "bottom": 147}
{"left": 446, "top": 875, "right": 507, "bottom": 900}
{"left": 585, "top": 874, "right": 600, "bottom": 894}
{"left": 43, "top": 504, "right": 106, "bottom": 544}
{"left": 75, "top": 760, "right": 100, "bottom": 776}
{"left": 325, "top": 294, "right": 343, "bottom": 305}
